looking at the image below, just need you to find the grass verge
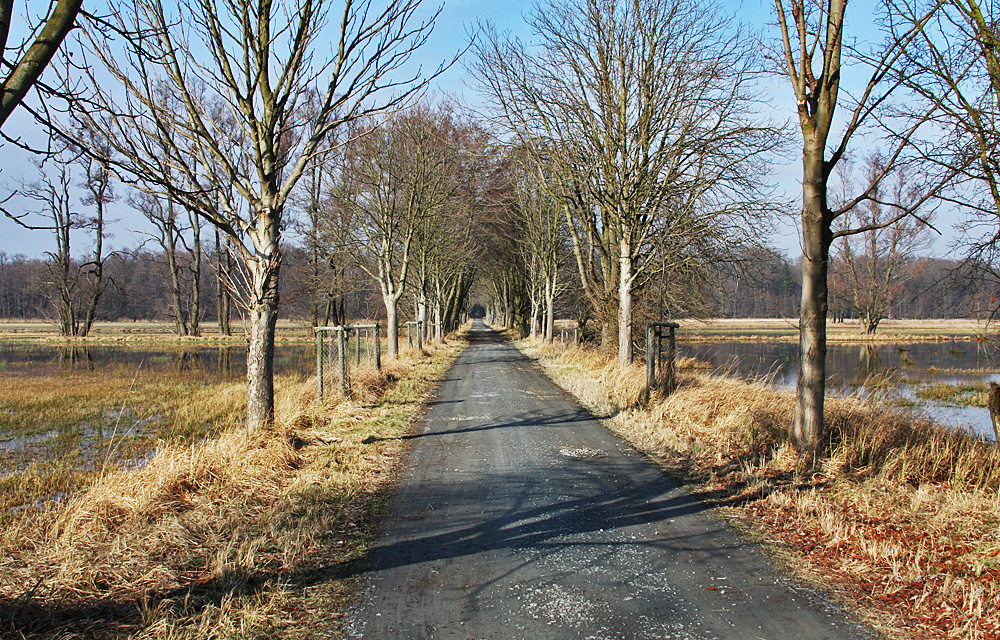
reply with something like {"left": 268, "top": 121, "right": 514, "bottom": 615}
{"left": 0, "top": 337, "right": 463, "bottom": 639}
{"left": 518, "top": 338, "right": 1000, "bottom": 640}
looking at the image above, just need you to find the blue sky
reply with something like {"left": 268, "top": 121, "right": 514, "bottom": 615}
{"left": 0, "top": 0, "right": 953, "bottom": 261}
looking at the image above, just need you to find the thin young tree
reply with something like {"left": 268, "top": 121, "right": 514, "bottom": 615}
{"left": 773, "top": 0, "right": 944, "bottom": 462}
{"left": 65, "top": 0, "right": 444, "bottom": 428}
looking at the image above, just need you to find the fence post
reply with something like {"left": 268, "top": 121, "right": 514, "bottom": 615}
{"left": 374, "top": 323, "right": 382, "bottom": 372}
{"left": 417, "top": 320, "right": 423, "bottom": 351}
{"left": 407, "top": 322, "right": 413, "bottom": 349}
{"left": 646, "top": 323, "right": 656, "bottom": 393}
{"left": 338, "top": 327, "right": 351, "bottom": 397}
{"left": 315, "top": 328, "right": 324, "bottom": 401}
{"left": 665, "top": 324, "right": 677, "bottom": 393}
{"left": 355, "top": 327, "right": 362, "bottom": 366}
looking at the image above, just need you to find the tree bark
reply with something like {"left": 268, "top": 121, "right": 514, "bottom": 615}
{"left": 618, "top": 236, "right": 633, "bottom": 366}
{"left": 794, "top": 149, "right": 830, "bottom": 462}
{"left": 544, "top": 274, "right": 556, "bottom": 344}
{"left": 385, "top": 294, "right": 399, "bottom": 359}
{"left": 0, "top": 0, "right": 82, "bottom": 127}
{"left": 246, "top": 255, "right": 280, "bottom": 430}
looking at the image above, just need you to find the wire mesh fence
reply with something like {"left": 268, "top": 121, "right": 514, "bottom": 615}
{"left": 315, "top": 324, "right": 381, "bottom": 400}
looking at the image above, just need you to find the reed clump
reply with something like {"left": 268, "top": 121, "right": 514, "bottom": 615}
{"left": 0, "top": 335, "right": 461, "bottom": 639}
{"left": 518, "top": 337, "right": 1000, "bottom": 640}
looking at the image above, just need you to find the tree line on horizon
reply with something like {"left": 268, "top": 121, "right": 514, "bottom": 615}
{"left": 1, "top": 243, "right": 987, "bottom": 330}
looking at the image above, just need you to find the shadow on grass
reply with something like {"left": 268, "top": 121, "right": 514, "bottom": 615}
{"left": 0, "top": 556, "right": 371, "bottom": 639}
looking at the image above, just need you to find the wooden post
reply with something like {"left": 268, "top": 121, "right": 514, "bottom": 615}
{"left": 374, "top": 323, "right": 382, "bottom": 372}
{"left": 988, "top": 382, "right": 1000, "bottom": 443}
{"left": 646, "top": 323, "right": 656, "bottom": 393}
{"left": 338, "top": 327, "right": 351, "bottom": 397}
{"left": 407, "top": 322, "right": 413, "bottom": 349}
{"left": 417, "top": 320, "right": 423, "bottom": 351}
{"left": 355, "top": 327, "right": 362, "bottom": 366}
{"left": 665, "top": 324, "right": 676, "bottom": 393}
{"left": 315, "top": 328, "right": 324, "bottom": 401}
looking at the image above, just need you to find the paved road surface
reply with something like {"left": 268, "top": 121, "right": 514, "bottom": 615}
{"left": 343, "top": 322, "right": 869, "bottom": 639}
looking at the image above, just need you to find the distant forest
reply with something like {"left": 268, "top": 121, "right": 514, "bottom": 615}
{"left": 1, "top": 246, "right": 989, "bottom": 329}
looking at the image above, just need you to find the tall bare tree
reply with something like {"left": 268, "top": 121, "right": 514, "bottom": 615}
{"left": 17, "top": 145, "right": 111, "bottom": 336}
{"left": 475, "top": 0, "right": 780, "bottom": 366}
{"left": 773, "top": 0, "right": 944, "bottom": 462}
{"left": 77, "top": 142, "right": 114, "bottom": 336}
{"left": 510, "top": 154, "right": 567, "bottom": 343}
{"left": 65, "top": 0, "right": 443, "bottom": 428}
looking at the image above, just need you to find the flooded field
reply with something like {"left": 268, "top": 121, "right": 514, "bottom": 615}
{"left": 0, "top": 340, "right": 316, "bottom": 523}
{"left": 680, "top": 339, "right": 1000, "bottom": 439}
{"left": 0, "top": 341, "right": 315, "bottom": 379}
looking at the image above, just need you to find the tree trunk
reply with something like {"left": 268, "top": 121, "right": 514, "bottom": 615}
{"left": 80, "top": 198, "right": 105, "bottom": 337}
{"left": 215, "top": 229, "right": 232, "bottom": 336}
{"left": 545, "top": 274, "right": 556, "bottom": 344}
{"left": 530, "top": 297, "right": 539, "bottom": 339}
{"left": 246, "top": 255, "right": 280, "bottom": 430}
{"left": 166, "top": 226, "right": 188, "bottom": 335}
{"left": 618, "top": 236, "right": 633, "bottom": 366}
{"left": 385, "top": 295, "right": 399, "bottom": 359}
{"left": 190, "top": 213, "right": 201, "bottom": 336}
{"left": 794, "top": 151, "right": 830, "bottom": 464}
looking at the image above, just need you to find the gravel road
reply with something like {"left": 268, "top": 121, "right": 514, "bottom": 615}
{"left": 342, "top": 321, "right": 871, "bottom": 639}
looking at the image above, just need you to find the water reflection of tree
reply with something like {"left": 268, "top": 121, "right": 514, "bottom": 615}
{"left": 59, "top": 347, "right": 94, "bottom": 370}
{"left": 173, "top": 351, "right": 202, "bottom": 372}
{"left": 855, "top": 345, "right": 883, "bottom": 386}
{"left": 218, "top": 347, "right": 232, "bottom": 376}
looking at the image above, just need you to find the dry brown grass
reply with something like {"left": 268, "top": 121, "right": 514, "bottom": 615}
{"left": 0, "top": 336, "right": 463, "bottom": 639}
{"left": 519, "top": 337, "right": 1000, "bottom": 640}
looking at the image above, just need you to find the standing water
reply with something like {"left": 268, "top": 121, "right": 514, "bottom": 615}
{"left": 679, "top": 340, "right": 1000, "bottom": 440}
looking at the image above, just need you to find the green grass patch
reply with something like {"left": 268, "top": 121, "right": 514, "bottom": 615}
{"left": 916, "top": 382, "right": 989, "bottom": 407}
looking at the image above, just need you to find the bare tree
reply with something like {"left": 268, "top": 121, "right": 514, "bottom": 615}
{"left": 832, "top": 155, "right": 933, "bottom": 334}
{"left": 17, "top": 145, "right": 111, "bottom": 335}
{"left": 77, "top": 141, "right": 115, "bottom": 336}
{"left": 773, "top": 0, "right": 945, "bottom": 463}
{"left": 509, "top": 153, "right": 567, "bottom": 343}
{"left": 64, "top": 0, "right": 443, "bottom": 428}
{"left": 474, "top": 0, "right": 780, "bottom": 366}
{"left": 134, "top": 192, "right": 205, "bottom": 336}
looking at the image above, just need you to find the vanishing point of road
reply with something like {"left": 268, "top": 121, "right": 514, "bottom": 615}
{"left": 343, "top": 321, "right": 871, "bottom": 639}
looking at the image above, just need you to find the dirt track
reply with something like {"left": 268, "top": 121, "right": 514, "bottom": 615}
{"left": 343, "top": 322, "right": 871, "bottom": 639}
